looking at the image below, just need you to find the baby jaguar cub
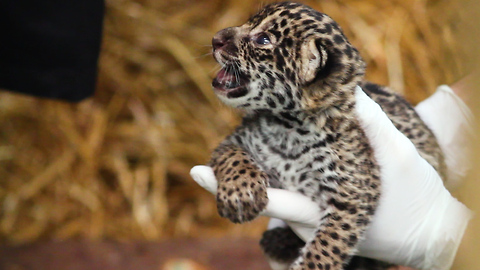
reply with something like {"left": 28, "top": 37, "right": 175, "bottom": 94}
{"left": 208, "top": 2, "right": 445, "bottom": 270}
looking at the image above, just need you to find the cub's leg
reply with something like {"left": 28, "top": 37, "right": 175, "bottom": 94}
{"left": 289, "top": 210, "right": 365, "bottom": 270}
{"left": 209, "top": 144, "right": 269, "bottom": 223}
{"left": 260, "top": 226, "right": 305, "bottom": 270}
{"left": 288, "top": 179, "right": 380, "bottom": 270}
{"left": 260, "top": 226, "right": 392, "bottom": 270}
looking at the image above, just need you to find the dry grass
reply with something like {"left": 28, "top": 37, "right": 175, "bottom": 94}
{"left": 0, "top": 0, "right": 469, "bottom": 243}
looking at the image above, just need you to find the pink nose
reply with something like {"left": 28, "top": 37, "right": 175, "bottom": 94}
{"left": 212, "top": 27, "right": 235, "bottom": 51}
{"left": 212, "top": 37, "right": 225, "bottom": 50}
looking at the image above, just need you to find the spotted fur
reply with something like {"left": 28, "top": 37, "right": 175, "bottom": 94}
{"left": 208, "top": 2, "right": 445, "bottom": 270}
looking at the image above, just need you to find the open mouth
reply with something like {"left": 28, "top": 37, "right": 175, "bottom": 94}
{"left": 212, "top": 66, "right": 249, "bottom": 98}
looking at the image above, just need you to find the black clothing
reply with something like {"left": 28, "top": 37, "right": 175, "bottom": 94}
{"left": 0, "top": 0, "right": 104, "bottom": 102}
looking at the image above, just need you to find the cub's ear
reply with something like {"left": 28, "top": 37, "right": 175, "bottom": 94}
{"left": 299, "top": 38, "right": 327, "bottom": 84}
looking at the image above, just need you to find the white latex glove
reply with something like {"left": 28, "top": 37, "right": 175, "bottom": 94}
{"left": 353, "top": 85, "right": 472, "bottom": 270}
{"left": 190, "top": 85, "right": 472, "bottom": 270}
{"left": 415, "top": 85, "right": 475, "bottom": 188}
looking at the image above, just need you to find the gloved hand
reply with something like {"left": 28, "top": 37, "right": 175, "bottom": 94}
{"left": 190, "top": 85, "right": 472, "bottom": 270}
{"left": 415, "top": 85, "right": 475, "bottom": 188}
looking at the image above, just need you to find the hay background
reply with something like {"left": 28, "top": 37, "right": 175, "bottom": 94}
{"left": 0, "top": 0, "right": 471, "bottom": 244}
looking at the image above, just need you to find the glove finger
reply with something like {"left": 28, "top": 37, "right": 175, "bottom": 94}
{"left": 190, "top": 166, "right": 321, "bottom": 242}
{"left": 263, "top": 188, "right": 321, "bottom": 228}
{"left": 415, "top": 85, "right": 474, "bottom": 187}
{"left": 190, "top": 165, "right": 217, "bottom": 194}
{"left": 355, "top": 86, "right": 424, "bottom": 170}
{"left": 267, "top": 218, "right": 288, "bottom": 230}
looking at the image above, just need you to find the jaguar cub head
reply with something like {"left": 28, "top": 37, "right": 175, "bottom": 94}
{"left": 211, "top": 1, "right": 365, "bottom": 112}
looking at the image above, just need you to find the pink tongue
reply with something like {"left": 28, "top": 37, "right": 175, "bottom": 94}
{"left": 216, "top": 69, "right": 235, "bottom": 83}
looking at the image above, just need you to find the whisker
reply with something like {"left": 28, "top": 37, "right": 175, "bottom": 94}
{"left": 220, "top": 63, "right": 228, "bottom": 84}
{"left": 225, "top": 64, "right": 232, "bottom": 85}
{"left": 210, "top": 65, "right": 222, "bottom": 74}
{"left": 233, "top": 61, "right": 241, "bottom": 85}
{"left": 194, "top": 52, "right": 213, "bottom": 59}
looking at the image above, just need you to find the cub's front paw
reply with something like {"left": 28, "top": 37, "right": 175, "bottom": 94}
{"left": 216, "top": 169, "right": 268, "bottom": 223}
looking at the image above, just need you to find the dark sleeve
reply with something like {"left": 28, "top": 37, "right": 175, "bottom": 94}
{"left": 0, "top": 0, "right": 105, "bottom": 102}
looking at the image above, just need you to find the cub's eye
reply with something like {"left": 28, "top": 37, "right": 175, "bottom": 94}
{"left": 254, "top": 33, "right": 271, "bottom": 45}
